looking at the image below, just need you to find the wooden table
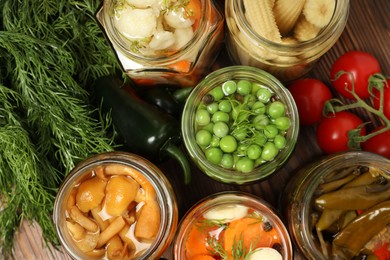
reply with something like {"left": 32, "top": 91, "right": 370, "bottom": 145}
{"left": 9, "top": 1, "right": 390, "bottom": 259}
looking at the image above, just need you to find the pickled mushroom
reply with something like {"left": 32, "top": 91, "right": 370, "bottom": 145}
{"left": 76, "top": 176, "right": 107, "bottom": 213}
{"left": 105, "top": 175, "right": 140, "bottom": 216}
{"left": 135, "top": 200, "right": 161, "bottom": 242}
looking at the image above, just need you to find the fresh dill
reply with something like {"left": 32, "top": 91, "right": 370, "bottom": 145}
{"left": 0, "top": 0, "right": 120, "bottom": 256}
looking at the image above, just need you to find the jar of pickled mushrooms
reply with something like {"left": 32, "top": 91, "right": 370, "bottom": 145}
{"left": 225, "top": 0, "right": 349, "bottom": 82}
{"left": 96, "top": 0, "right": 224, "bottom": 87}
{"left": 281, "top": 151, "right": 390, "bottom": 259}
{"left": 53, "top": 151, "right": 178, "bottom": 260}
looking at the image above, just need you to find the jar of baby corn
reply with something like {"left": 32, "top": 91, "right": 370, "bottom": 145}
{"left": 225, "top": 0, "right": 349, "bottom": 83}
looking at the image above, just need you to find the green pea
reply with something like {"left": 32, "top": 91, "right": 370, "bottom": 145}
{"left": 237, "top": 80, "right": 252, "bottom": 95}
{"left": 251, "top": 82, "right": 262, "bottom": 95}
{"left": 256, "top": 88, "right": 272, "bottom": 103}
{"left": 232, "top": 126, "right": 248, "bottom": 141}
{"left": 201, "top": 122, "right": 214, "bottom": 133}
{"left": 274, "top": 134, "right": 287, "bottom": 149}
{"left": 206, "top": 102, "right": 219, "bottom": 114}
{"left": 253, "top": 114, "right": 269, "bottom": 130}
{"left": 219, "top": 135, "right": 238, "bottom": 153}
{"left": 236, "top": 157, "right": 254, "bottom": 173}
{"left": 209, "top": 86, "right": 224, "bottom": 101}
{"left": 244, "top": 94, "right": 257, "bottom": 107}
{"left": 210, "top": 136, "right": 220, "bottom": 147}
{"left": 221, "top": 154, "right": 234, "bottom": 169}
{"left": 218, "top": 100, "right": 232, "bottom": 113}
{"left": 213, "top": 121, "right": 229, "bottom": 138}
{"left": 267, "top": 101, "right": 286, "bottom": 118}
{"left": 212, "top": 111, "right": 230, "bottom": 123}
{"left": 222, "top": 80, "right": 237, "bottom": 95}
{"left": 251, "top": 101, "right": 266, "bottom": 115}
{"left": 254, "top": 132, "right": 267, "bottom": 146}
{"left": 205, "top": 147, "right": 223, "bottom": 164}
{"left": 274, "top": 116, "right": 291, "bottom": 131}
{"left": 196, "top": 129, "right": 212, "bottom": 146}
{"left": 261, "top": 142, "right": 279, "bottom": 161}
{"left": 236, "top": 144, "right": 249, "bottom": 156}
{"left": 195, "top": 108, "right": 210, "bottom": 126}
{"left": 264, "top": 124, "right": 279, "bottom": 138}
{"left": 255, "top": 157, "right": 267, "bottom": 167}
{"left": 246, "top": 144, "right": 262, "bottom": 160}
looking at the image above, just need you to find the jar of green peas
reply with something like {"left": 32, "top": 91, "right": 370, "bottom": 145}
{"left": 181, "top": 66, "right": 299, "bottom": 184}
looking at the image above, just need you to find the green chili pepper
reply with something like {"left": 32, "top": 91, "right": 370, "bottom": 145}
{"left": 331, "top": 200, "right": 390, "bottom": 259}
{"left": 315, "top": 183, "right": 390, "bottom": 210}
{"left": 93, "top": 76, "right": 191, "bottom": 184}
{"left": 138, "top": 86, "right": 193, "bottom": 119}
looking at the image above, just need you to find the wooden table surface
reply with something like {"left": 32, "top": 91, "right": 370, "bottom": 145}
{"left": 8, "top": 1, "right": 390, "bottom": 259}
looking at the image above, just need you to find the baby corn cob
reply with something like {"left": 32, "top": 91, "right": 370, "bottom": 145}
{"left": 273, "top": 0, "right": 306, "bottom": 36}
{"left": 243, "top": 0, "right": 282, "bottom": 43}
{"left": 293, "top": 14, "right": 321, "bottom": 42}
{"left": 303, "top": 0, "right": 336, "bottom": 28}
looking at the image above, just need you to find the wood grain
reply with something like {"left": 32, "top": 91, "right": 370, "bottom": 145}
{"left": 4, "top": 0, "right": 390, "bottom": 259}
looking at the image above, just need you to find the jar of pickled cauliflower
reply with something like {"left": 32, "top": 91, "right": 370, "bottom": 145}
{"left": 96, "top": 0, "right": 224, "bottom": 87}
{"left": 225, "top": 0, "right": 349, "bottom": 82}
{"left": 53, "top": 151, "right": 178, "bottom": 260}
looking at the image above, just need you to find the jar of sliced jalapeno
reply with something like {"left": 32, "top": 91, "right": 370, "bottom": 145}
{"left": 181, "top": 66, "right": 299, "bottom": 184}
{"left": 281, "top": 151, "right": 390, "bottom": 260}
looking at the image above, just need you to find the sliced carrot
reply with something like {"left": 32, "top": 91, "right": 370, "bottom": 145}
{"left": 186, "top": 0, "right": 202, "bottom": 31}
{"left": 168, "top": 59, "right": 192, "bottom": 73}
{"left": 185, "top": 224, "right": 214, "bottom": 258}
{"left": 223, "top": 217, "right": 281, "bottom": 257}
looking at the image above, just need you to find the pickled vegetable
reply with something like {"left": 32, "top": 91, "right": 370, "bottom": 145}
{"left": 64, "top": 163, "right": 161, "bottom": 258}
{"left": 311, "top": 165, "right": 390, "bottom": 259}
{"left": 194, "top": 79, "right": 292, "bottom": 172}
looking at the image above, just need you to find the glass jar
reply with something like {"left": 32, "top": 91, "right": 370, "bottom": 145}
{"left": 181, "top": 66, "right": 299, "bottom": 185}
{"left": 281, "top": 151, "right": 390, "bottom": 259}
{"left": 225, "top": 0, "right": 349, "bottom": 83}
{"left": 173, "top": 191, "right": 293, "bottom": 259}
{"left": 96, "top": 0, "right": 224, "bottom": 87}
{"left": 53, "top": 151, "right": 178, "bottom": 260}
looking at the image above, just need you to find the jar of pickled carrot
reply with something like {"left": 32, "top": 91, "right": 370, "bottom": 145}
{"left": 225, "top": 0, "right": 349, "bottom": 83}
{"left": 53, "top": 151, "right": 178, "bottom": 260}
{"left": 96, "top": 0, "right": 224, "bottom": 87}
{"left": 173, "top": 191, "right": 293, "bottom": 259}
{"left": 281, "top": 151, "right": 390, "bottom": 259}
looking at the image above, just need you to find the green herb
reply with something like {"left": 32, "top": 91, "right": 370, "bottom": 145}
{"left": 0, "top": 0, "right": 120, "bottom": 256}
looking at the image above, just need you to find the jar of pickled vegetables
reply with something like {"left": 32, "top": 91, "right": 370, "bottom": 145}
{"left": 173, "top": 191, "right": 293, "bottom": 259}
{"left": 96, "top": 0, "right": 224, "bottom": 87}
{"left": 53, "top": 151, "right": 178, "bottom": 260}
{"left": 224, "top": 0, "right": 349, "bottom": 83}
{"left": 181, "top": 66, "right": 299, "bottom": 184}
{"left": 281, "top": 151, "right": 390, "bottom": 259}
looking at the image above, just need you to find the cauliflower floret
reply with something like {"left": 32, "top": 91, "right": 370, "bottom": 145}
{"left": 149, "top": 31, "right": 175, "bottom": 50}
{"left": 173, "top": 27, "right": 194, "bottom": 49}
{"left": 114, "top": 7, "right": 157, "bottom": 39}
{"left": 164, "top": 7, "right": 194, "bottom": 29}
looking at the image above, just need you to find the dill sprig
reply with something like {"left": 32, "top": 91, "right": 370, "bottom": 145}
{"left": 0, "top": 86, "right": 59, "bottom": 256}
{"left": 0, "top": 0, "right": 120, "bottom": 256}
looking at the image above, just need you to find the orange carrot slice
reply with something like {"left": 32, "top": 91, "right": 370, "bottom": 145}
{"left": 186, "top": 0, "right": 202, "bottom": 31}
{"left": 223, "top": 217, "right": 281, "bottom": 257}
{"left": 185, "top": 224, "right": 214, "bottom": 258}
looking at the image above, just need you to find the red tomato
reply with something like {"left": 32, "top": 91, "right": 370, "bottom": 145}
{"left": 316, "top": 111, "right": 366, "bottom": 154}
{"left": 362, "top": 126, "right": 390, "bottom": 159}
{"left": 373, "top": 78, "right": 390, "bottom": 120}
{"left": 288, "top": 78, "right": 333, "bottom": 126}
{"left": 330, "top": 51, "right": 381, "bottom": 99}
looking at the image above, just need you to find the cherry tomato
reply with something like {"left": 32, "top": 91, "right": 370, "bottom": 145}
{"left": 316, "top": 111, "right": 366, "bottom": 154}
{"left": 288, "top": 78, "right": 333, "bottom": 125}
{"left": 362, "top": 126, "right": 390, "bottom": 159}
{"left": 372, "top": 78, "right": 390, "bottom": 120}
{"left": 330, "top": 51, "right": 381, "bottom": 99}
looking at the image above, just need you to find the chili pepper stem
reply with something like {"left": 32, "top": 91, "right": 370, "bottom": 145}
{"left": 162, "top": 142, "right": 192, "bottom": 184}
